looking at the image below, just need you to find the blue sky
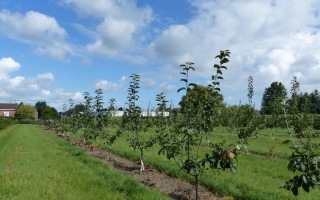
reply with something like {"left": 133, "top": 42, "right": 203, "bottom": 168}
{"left": 1, "top": 0, "right": 320, "bottom": 111}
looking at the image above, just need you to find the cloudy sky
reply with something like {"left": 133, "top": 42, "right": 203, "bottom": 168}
{"left": 1, "top": 0, "right": 320, "bottom": 111}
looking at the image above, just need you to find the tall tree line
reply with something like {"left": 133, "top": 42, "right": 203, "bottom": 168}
{"left": 261, "top": 82, "right": 320, "bottom": 114}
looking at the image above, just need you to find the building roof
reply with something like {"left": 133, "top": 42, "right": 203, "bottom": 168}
{"left": 0, "top": 103, "right": 18, "bottom": 110}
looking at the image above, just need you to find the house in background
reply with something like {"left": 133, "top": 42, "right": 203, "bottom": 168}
{"left": 0, "top": 103, "right": 18, "bottom": 117}
{"left": 0, "top": 103, "right": 38, "bottom": 120}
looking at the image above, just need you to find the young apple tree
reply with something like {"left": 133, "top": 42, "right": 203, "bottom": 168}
{"left": 282, "top": 76, "right": 320, "bottom": 196}
{"left": 158, "top": 50, "right": 239, "bottom": 200}
{"left": 121, "top": 73, "right": 156, "bottom": 174}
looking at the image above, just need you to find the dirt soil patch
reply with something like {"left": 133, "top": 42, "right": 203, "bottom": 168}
{"left": 56, "top": 134, "right": 227, "bottom": 200}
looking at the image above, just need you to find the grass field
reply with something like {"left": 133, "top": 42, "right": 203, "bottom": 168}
{"left": 0, "top": 124, "right": 170, "bottom": 200}
{"left": 87, "top": 126, "right": 320, "bottom": 200}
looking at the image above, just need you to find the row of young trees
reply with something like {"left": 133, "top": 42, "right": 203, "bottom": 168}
{"left": 40, "top": 50, "right": 247, "bottom": 200}
{"left": 37, "top": 50, "right": 320, "bottom": 199}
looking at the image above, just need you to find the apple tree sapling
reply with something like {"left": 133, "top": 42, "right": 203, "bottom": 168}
{"left": 122, "top": 73, "right": 157, "bottom": 174}
{"left": 158, "top": 50, "right": 240, "bottom": 200}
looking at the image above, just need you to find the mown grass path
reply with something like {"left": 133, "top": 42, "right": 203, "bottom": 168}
{"left": 0, "top": 124, "right": 169, "bottom": 200}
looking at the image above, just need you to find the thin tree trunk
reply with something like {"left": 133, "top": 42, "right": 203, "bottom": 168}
{"left": 140, "top": 148, "right": 145, "bottom": 174}
{"left": 195, "top": 174, "right": 200, "bottom": 200}
{"left": 108, "top": 145, "right": 112, "bottom": 161}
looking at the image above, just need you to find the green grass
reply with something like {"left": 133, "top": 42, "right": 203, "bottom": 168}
{"left": 83, "top": 126, "right": 320, "bottom": 200}
{"left": 0, "top": 124, "right": 170, "bottom": 200}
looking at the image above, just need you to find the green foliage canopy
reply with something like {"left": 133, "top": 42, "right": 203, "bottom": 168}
{"left": 261, "top": 82, "right": 287, "bottom": 115}
{"left": 34, "top": 101, "right": 47, "bottom": 119}
{"left": 41, "top": 106, "right": 55, "bottom": 119}
{"left": 179, "top": 84, "right": 225, "bottom": 114}
{"left": 15, "top": 103, "right": 36, "bottom": 118}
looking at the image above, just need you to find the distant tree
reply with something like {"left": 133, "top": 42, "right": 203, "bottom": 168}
{"left": 73, "top": 103, "right": 85, "bottom": 114}
{"left": 15, "top": 103, "right": 36, "bottom": 118}
{"left": 179, "top": 84, "right": 225, "bottom": 111}
{"left": 309, "top": 89, "right": 320, "bottom": 114}
{"left": 35, "top": 101, "right": 47, "bottom": 119}
{"left": 297, "top": 92, "right": 311, "bottom": 113}
{"left": 261, "top": 82, "right": 287, "bottom": 115}
{"left": 41, "top": 106, "right": 55, "bottom": 119}
{"left": 179, "top": 84, "right": 225, "bottom": 127}
{"left": 51, "top": 107, "right": 59, "bottom": 118}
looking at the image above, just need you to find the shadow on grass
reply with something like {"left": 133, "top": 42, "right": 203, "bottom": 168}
{"left": 72, "top": 151, "right": 84, "bottom": 157}
{"left": 282, "top": 140, "right": 290, "bottom": 144}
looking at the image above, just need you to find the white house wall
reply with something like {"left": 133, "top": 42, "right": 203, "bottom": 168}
{"left": 109, "top": 111, "right": 169, "bottom": 117}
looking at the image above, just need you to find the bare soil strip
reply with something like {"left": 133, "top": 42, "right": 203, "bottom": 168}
{"left": 58, "top": 134, "right": 225, "bottom": 200}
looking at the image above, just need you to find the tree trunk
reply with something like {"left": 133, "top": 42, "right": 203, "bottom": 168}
{"left": 195, "top": 174, "right": 200, "bottom": 200}
{"left": 108, "top": 145, "right": 112, "bottom": 161}
{"left": 140, "top": 148, "right": 145, "bottom": 174}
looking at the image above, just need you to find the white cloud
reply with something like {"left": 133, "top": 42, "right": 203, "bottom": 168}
{"left": 146, "top": 0, "right": 320, "bottom": 107}
{"left": 95, "top": 80, "right": 118, "bottom": 91}
{"left": 73, "top": 92, "right": 83, "bottom": 100}
{"left": 51, "top": 89, "right": 83, "bottom": 103}
{"left": 255, "top": 49, "right": 296, "bottom": 84}
{"left": 46, "top": 89, "right": 84, "bottom": 110}
{"left": 0, "top": 58, "right": 48, "bottom": 99}
{"left": 148, "top": 25, "right": 196, "bottom": 60}
{"left": 41, "top": 89, "right": 51, "bottom": 96}
{"left": 118, "top": 76, "right": 126, "bottom": 88}
{"left": 0, "top": 59, "right": 81, "bottom": 111}
{"left": 9, "top": 76, "right": 25, "bottom": 87}
{"left": 0, "top": 9, "right": 73, "bottom": 61}
{"left": 3, "top": 72, "right": 54, "bottom": 98}
{"left": 159, "top": 82, "right": 177, "bottom": 93}
{"left": 64, "top": 0, "right": 153, "bottom": 56}
{"left": 71, "top": 23, "right": 98, "bottom": 39}
{"left": 0, "top": 10, "right": 66, "bottom": 44}
{"left": 34, "top": 46, "right": 67, "bottom": 61}
{"left": 0, "top": 57, "right": 21, "bottom": 79}
{"left": 35, "top": 73, "right": 54, "bottom": 81}
{"left": 141, "top": 78, "right": 157, "bottom": 89}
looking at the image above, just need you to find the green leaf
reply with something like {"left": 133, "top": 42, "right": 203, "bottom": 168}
{"left": 300, "top": 163, "right": 307, "bottom": 172}
{"left": 188, "top": 83, "right": 197, "bottom": 87}
{"left": 302, "top": 183, "right": 310, "bottom": 193}
{"left": 285, "top": 185, "right": 291, "bottom": 191}
{"left": 220, "top": 58, "right": 229, "bottom": 64}
{"left": 177, "top": 87, "right": 185, "bottom": 93}
{"left": 291, "top": 186, "right": 298, "bottom": 196}
{"left": 301, "top": 175, "right": 307, "bottom": 184}
{"left": 180, "top": 78, "right": 188, "bottom": 83}
{"left": 311, "top": 174, "right": 317, "bottom": 181}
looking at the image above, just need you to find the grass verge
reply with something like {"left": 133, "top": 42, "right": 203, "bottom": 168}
{"left": 0, "top": 124, "right": 170, "bottom": 200}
